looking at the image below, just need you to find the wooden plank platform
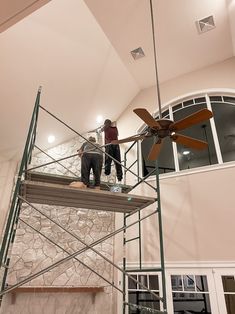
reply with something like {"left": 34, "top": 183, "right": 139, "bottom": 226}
{"left": 26, "top": 171, "right": 132, "bottom": 193}
{"left": 20, "top": 181, "right": 156, "bottom": 214}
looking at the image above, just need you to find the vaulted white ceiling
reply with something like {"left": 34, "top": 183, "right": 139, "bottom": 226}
{"left": 0, "top": 0, "right": 234, "bottom": 161}
{"left": 85, "top": 0, "right": 234, "bottom": 87}
{"left": 0, "top": 0, "right": 138, "bottom": 160}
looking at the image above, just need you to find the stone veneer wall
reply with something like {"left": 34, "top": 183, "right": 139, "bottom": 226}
{"left": 2, "top": 134, "right": 117, "bottom": 314}
{"left": 30, "top": 137, "right": 82, "bottom": 178}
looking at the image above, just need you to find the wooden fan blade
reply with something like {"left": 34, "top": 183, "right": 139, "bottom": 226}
{"left": 148, "top": 140, "right": 163, "bottom": 160}
{"left": 134, "top": 108, "right": 161, "bottom": 129}
{"left": 111, "top": 134, "right": 145, "bottom": 144}
{"left": 171, "top": 133, "right": 208, "bottom": 150}
{"left": 170, "top": 109, "right": 213, "bottom": 132}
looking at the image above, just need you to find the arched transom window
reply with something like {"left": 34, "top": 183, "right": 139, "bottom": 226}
{"left": 141, "top": 93, "right": 235, "bottom": 176}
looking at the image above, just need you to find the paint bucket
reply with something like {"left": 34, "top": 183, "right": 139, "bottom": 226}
{"left": 110, "top": 185, "right": 122, "bottom": 193}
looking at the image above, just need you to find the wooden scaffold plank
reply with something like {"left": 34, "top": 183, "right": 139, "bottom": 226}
{"left": 25, "top": 171, "right": 132, "bottom": 193}
{"left": 20, "top": 180, "right": 156, "bottom": 214}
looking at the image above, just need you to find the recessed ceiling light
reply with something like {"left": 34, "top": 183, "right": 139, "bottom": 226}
{"left": 183, "top": 150, "right": 190, "bottom": 155}
{"left": 96, "top": 115, "right": 103, "bottom": 123}
{"left": 48, "top": 135, "right": 55, "bottom": 143}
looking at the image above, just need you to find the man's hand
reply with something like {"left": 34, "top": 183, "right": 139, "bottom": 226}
{"left": 77, "top": 149, "right": 83, "bottom": 157}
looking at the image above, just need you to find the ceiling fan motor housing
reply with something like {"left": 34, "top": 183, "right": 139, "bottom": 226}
{"left": 153, "top": 119, "right": 174, "bottom": 138}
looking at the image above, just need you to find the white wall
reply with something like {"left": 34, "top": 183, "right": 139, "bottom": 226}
{"left": 114, "top": 162, "right": 235, "bottom": 314}
{"left": 227, "top": 0, "right": 235, "bottom": 54}
{"left": 0, "top": 158, "right": 17, "bottom": 238}
{"left": 115, "top": 164, "right": 235, "bottom": 266}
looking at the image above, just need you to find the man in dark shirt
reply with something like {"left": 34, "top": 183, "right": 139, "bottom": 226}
{"left": 102, "top": 119, "right": 123, "bottom": 182}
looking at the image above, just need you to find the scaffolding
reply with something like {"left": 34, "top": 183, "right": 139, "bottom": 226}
{"left": 0, "top": 88, "right": 167, "bottom": 313}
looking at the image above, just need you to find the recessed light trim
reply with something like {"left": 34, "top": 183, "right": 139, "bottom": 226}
{"left": 96, "top": 115, "right": 103, "bottom": 123}
{"left": 48, "top": 135, "right": 55, "bottom": 143}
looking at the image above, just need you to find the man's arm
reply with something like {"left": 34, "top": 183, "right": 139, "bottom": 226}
{"left": 99, "top": 125, "right": 105, "bottom": 133}
{"left": 77, "top": 148, "right": 83, "bottom": 157}
{"left": 77, "top": 143, "right": 85, "bottom": 157}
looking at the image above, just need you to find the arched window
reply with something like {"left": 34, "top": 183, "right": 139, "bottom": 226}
{"left": 141, "top": 93, "right": 235, "bottom": 176}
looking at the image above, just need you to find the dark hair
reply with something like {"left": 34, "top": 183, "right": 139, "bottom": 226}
{"left": 88, "top": 136, "right": 96, "bottom": 142}
{"left": 104, "top": 119, "right": 112, "bottom": 125}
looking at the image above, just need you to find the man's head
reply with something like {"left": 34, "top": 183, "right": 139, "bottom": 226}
{"left": 88, "top": 136, "right": 96, "bottom": 142}
{"left": 104, "top": 119, "right": 112, "bottom": 127}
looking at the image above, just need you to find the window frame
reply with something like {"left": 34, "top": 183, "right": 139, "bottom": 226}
{"left": 213, "top": 268, "right": 235, "bottom": 314}
{"left": 125, "top": 272, "right": 163, "bottom": 314}
{"left": 165, "top": 267, "right": 220, "bottom": 314}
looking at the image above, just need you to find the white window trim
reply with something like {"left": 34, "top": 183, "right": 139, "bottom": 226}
{"left": 213, "top": 268, "right": 235, "bottom": 314}
{"left": 166, "top": 268, "right": 219, "bottom": 314}
{"left": 169, "top": 105, "right": 180, "bottom": 172}
{"left": 205, "top": 94, "right": 223, "bottom": 164}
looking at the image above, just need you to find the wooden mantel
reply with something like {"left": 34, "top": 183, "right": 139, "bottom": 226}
{"left": 12, "top": 286, "right": 104, "bottom": 293}
{"left": 10, "top": 286, "right": 104, "bottom": 304}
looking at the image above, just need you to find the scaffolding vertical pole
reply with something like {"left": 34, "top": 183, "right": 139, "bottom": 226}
{"left": 124, "top": 150, "right": 127, "bottom": 186}
{"left": 137, "top": 141, "right": 140, "bottom": 181}
{"left": 1, "top": 200, "right": 20, "bottom": 270}
{"left": 28, "top": 96, "right": 40, "bottom": 165}
{"left": 0, "top": 87, "right": 42, "bottom": 295}
{"left": 138, "top": 210, "right": 142, "bottom": 269}
{"left": 155, "top": 161, "right": 167, "bottom": 312}
{"left": 122, "top": 214, "right": 127, "bottom": 314}
{"left": 0, "top": 258, "right": 10, "bottom": 304}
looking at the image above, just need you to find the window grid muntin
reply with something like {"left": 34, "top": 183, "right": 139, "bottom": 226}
{"left": 171, "top": 274, "right": 211, "bottom": 313}
{"left": 127, "top": 273, "right": 160, "bottom": 313}
{"left": 169, "top": 105, "right": 180, "bottom": 172}
{"left": 171, "top": 101, "right": 213, "bottom": 171}
{"left": 222, "top": 275, "right": 235, "bottom": 293}
{"left": 128, "top": 274, "right": 159, "bottom": 292}
{"left": 205, "top": 94, "right": 223, "bottom": 164}
{"left": 171, "top": 275, "right": 209, "bottom": 293}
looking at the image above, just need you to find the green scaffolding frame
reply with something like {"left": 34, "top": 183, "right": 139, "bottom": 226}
{"left": 0, "top": 87, "right": 167, "bottom": 313}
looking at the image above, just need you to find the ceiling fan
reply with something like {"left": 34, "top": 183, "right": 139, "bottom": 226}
{"left": 112, "top": 108, "right": 213, "bottom": 160}
{"left": 111, "top": 0, "right": 213, "bottom": 161}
